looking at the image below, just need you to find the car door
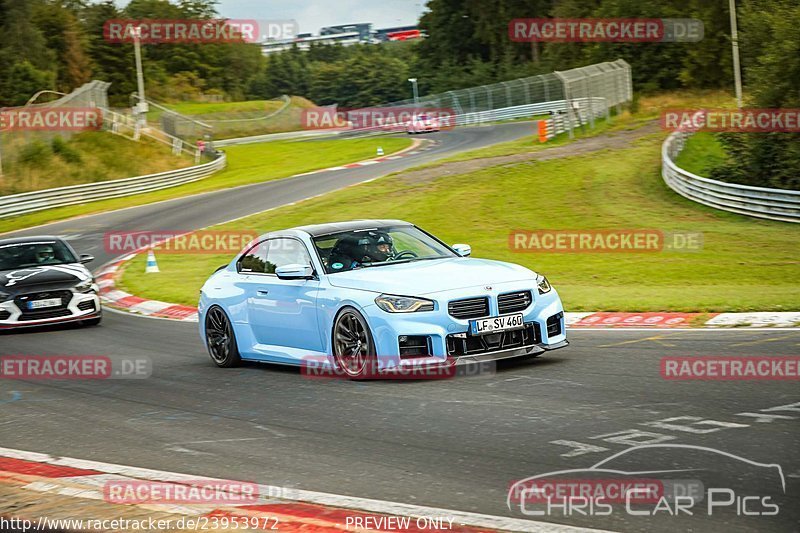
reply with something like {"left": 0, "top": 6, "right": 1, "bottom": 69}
{"left": 243, "top": 237, "right": 323, "bottom": 361}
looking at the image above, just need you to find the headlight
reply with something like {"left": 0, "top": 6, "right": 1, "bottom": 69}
{"left": 375, "top": 294, "right": 435, "bottom": 313}
{"left": 536, "top": 274, "right": 552, "bottom": 295}
{"left": 74, "top": 279, "right": 96, "bottom": 293}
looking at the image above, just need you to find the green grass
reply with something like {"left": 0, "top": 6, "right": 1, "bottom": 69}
{"left": 146, "top": 97, "right": 312, "bottom": 121}
{"left": 674, "top": 132, "right": 729, "bottom": 176}
{"left": 0, "top": 137, "right": 412, "bottom": 234}
{"left": 0, "top": 131, "right": 192, "bottom": 196}
{"left": 146, "top": 96, "right": 318, "bottom": 138}
{"left": 125, "top": 90, "right": 794, "bottom": 312}
{"left": 119, "top": 127, "right": 799, "bottom": 312}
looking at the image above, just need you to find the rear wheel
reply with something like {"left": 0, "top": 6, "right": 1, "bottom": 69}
{"left": 205, "top": 306, "right": 241, "bottom": 368}
{"left": 333, "top": 308, "right": 375, "bottom": 379}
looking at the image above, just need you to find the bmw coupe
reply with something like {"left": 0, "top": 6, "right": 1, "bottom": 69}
{"left": 199, "top": 220, "right": 567, "bottom": 378}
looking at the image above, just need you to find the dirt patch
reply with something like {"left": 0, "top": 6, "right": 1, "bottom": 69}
{"left": 398, "top": 120, "right": 662, "bottom": 184}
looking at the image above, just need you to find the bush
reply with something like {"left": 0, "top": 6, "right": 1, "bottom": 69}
{"left": 17, "top": 140, "right": 52, "bottom": 165}
{"left": 51, "top": 136, "right": 82, "bottom": 164}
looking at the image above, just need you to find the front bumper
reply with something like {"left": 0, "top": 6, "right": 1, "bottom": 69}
{"left": 365, "top": 283, "right": 567, "bottom": 370}
{"left": 0, "top": 292, "right": 101, "bottom": 329}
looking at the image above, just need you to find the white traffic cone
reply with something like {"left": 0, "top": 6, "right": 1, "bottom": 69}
{"left": 145, "top": 249, "right": 160, "bottom": 273}
{"left": 376, "top": 146, "right": 384, "bottom": 156}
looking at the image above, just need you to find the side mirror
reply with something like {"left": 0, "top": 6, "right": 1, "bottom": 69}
{"left": 79, "top": 254, "right": 95, "bottom": 264}
{"left": 275, "top": 264, "right": 314, "bottom": 280}
{"left": 452, "top": 244, "right": 471, "bottom": 257}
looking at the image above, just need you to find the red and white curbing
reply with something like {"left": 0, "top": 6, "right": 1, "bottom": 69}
{"left": 567, "top": 311, "right": 800, "bottom": 328}
{"left": 294, "top": 138, "right": 439, "bottom": 176}
{"left": 0, "top": 446, "right": 605, "bottom": 533}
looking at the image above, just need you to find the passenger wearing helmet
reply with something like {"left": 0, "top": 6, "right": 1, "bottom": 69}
{"left": 328, "top": 235, "right": 368, "bottom": 271}
{"left": 35, "top": 245, "right": 59, "bottom": 264}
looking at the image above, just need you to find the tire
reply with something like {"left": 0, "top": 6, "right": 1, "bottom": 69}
{"left": 332, "top": 307, "right": 376, "bottom": 379}
{"left": 205, "top": 306, "right": 241, "bottom": 368}
{"left": 82, "top": 316, "right": 102, "bottom": 327}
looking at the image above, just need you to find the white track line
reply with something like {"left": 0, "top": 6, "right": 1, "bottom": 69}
{"left": 0, "top": 446, "right": 611, "bottom": 533}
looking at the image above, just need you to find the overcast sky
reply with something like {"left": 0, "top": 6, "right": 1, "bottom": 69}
{"left": 111, "top": 0, "right": 426, "bottom": 33}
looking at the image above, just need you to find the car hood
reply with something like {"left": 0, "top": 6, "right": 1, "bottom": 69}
{"left": 0, "top": 264, "right": 91, "bottom": 294}
{"left": 326, "top": 257, "right": 535, "bottom": 295}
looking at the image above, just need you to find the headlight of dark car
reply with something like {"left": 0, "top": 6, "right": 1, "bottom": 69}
{"left": 74, "top": 279, "right": 96, "bottom": 293}
{"left": 375, "top": 294, "right": 435, "bottom": 313}
{"left": 536, "top": 274, "right": 552, "bottom": 295}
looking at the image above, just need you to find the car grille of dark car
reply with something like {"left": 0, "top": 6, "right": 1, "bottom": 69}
{"left": 19, "top": 308, "right": 73, "bottom": 321}
{"left": 77, "top": 300, "right": 96, "bottom": 312}
{"left": 15, "top": 290, "right": 73, "bottom": 317}
{"left": 448, "top": 297, "right": 490, "bottom": 319}
{"left": 0, "top": 310, "right": 10, "bottom": 321}
{"left": 547, "top": 312, "right": 564, "bottom": 337}
{"left": 497, "top": 290, "right": 532, "bottom": 314}
{"left": 446, "top": 323, "right": 541, "bottom": 357}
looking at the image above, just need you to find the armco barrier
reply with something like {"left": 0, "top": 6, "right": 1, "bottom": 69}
{"left": 662, "top": 131, "right": 800, "bottom": 223}
{"left": 0, "top": 152, "right": 226, "bottom": 219}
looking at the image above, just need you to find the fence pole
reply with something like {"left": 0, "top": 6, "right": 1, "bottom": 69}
{"left": 553, "top": 71, "right": 574, "bottom": 139}
{"left": 583, "top": 73, "right": 594, "bottom": 129}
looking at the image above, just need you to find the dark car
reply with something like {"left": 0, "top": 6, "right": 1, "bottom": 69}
{"left": 0, "top": 236, "right": 101, "bottom": 329}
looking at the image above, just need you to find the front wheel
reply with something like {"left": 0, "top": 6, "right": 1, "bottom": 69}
{"left": 205, "top": 306, "right": 241, "bottom": 368}
{"left": 332, "top": 308, "right": 376, "bottom": 379}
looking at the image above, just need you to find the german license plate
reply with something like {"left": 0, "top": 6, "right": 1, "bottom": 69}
{"left": 28, "top": 298, "right": 62, "bottom": 310}
{"left": 470, "top": 313, "right": 524, "bottom": 335}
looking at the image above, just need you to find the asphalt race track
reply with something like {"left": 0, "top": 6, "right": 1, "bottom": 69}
{"left": 1, "top": 123, "right": 798, "bottom": 532}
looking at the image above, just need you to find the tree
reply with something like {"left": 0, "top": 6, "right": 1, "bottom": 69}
{"left": 0, "top": 61, "right": 56, "bottom": 106}
{"left": 32, "top": 1, "right": 93, "bottom": 91}
{"left": 711, "top": 0, "right": 800, "bottom": 190}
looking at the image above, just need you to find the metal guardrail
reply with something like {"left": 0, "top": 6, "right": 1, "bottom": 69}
{"left": 662, "top": 131, "right": 800, "bottom": 223}
{"left": 336, "top": 97, "right": 607, "bottom": 138}
{"left": 0, "top": 153, "right": 226, "bottom": 219}
{"left": 213, "top": 97, "right": 601, "bottom": 144}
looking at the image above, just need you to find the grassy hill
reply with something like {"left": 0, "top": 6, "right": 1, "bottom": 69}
{"left": 0, "top": 132, "right": 192, "bottom": 196}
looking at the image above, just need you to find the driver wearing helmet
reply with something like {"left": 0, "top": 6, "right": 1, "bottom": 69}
{"left": 363, "top": 231, "right": 395, "bottom": 263}
{"left": 328, "top": 231, "right": 395, "bottom": 271}
{"left": 35, "top": 245, "right": 59, "bottom": 265}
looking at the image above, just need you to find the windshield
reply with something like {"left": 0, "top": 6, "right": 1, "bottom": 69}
{"left": 0, "top": 240, "right": 78, "bottom": 270}
{"left": 313, "top": 226, "right": 457, "bottom": 274}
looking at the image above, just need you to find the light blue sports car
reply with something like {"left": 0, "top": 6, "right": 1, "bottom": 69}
{"left": 198, "top": 220, "right": 567, "bottom": 378}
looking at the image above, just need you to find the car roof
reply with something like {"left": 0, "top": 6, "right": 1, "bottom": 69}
{"left": 292, "top": 220, "right": 414, "bottom": 237}
{"left": 0, "top": 235, "right": 66, "bottom": 246}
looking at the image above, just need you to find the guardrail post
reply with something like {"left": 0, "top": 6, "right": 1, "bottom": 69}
{"left": 553, "top": 71, "right": 574, "bottom": 139}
